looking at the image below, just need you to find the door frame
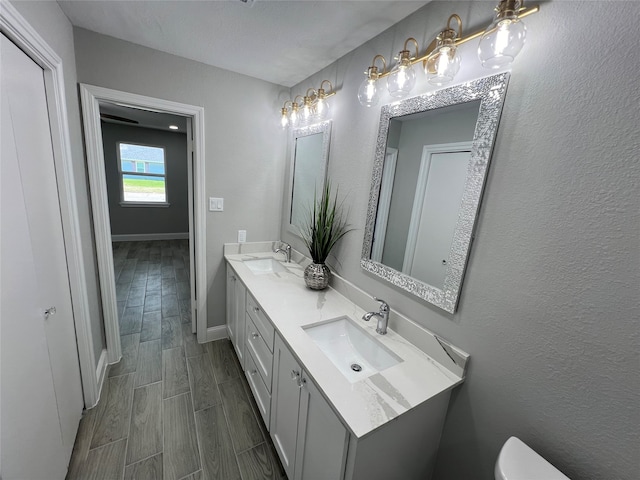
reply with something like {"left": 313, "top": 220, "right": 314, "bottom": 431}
{"left": 78, "top": 84, "right": 208, "bottom": 359}
{"left": 1, "top": 2, "right": 100, "bottom": 408}
{"left": 371, "top": 147, "right": 397, "bottom": 263}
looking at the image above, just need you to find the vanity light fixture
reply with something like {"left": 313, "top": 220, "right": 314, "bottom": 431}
{"left": 357, "top": 0, "right": 538, "bottom": 106}
{"left": 358, "top": 55, "right": 386, "bottom": 107}
{"left": 387, "top": 38, "right": 418, "bottom": 98}
{"left": 280, "top": 80, "right": 336, "bottom": 129}
{"left": 425, "top": 14, "right": 462, "bottom": 86}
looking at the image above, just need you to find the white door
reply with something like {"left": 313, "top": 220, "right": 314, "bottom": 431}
{"left": 1, "top": 33, "right": 83, "bottom": 479}
{"left": 403, "top": 146, "right": 470, "bottom": 287}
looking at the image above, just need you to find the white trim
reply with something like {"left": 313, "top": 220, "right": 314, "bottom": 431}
{"left": 93, "top": 349, "right": 109, "bottom": 408}
{"left": 78, "top": 84, "right": 208, "bottom": 350}
{"left": 118, "top": 202, "right": 170, "bottom": 208}
{"left": 1, "top": 1, "right": 100, "bottom": 408}
{"left": 371, "top": 147, "right": 397, "bottom": 263}
{"left": 186, "top": 117, "right": 197, "bottom": 334}
{"left": 206, "top": 325, "right": 228, "bottom": 342}
{"left": 402, "top": 141, "right": 472, "bottom": 274}
{"left": 111, "top": 232, "right": 189, "bottom": 242}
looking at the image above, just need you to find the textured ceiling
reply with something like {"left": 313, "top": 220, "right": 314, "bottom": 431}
{"left": 57, "top": 0, "right": 429, "bottom": 87}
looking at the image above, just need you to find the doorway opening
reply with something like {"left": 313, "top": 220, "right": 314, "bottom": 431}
{"left": 80, "top": 85, "right": 207, "bottom": 388}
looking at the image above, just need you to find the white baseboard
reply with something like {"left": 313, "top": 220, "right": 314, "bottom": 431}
{"left": 206, "top": 325, "right": 228, "bottom": 342}
{"left": 111, "top": 232, "right": 189, "bottom": 242}
{"left": 91, "top": 349, "right": 109, "bottom": 409}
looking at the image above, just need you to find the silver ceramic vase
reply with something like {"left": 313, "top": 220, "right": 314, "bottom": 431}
{"left": 304, "top": 263, "right": 331, "bottom": 290}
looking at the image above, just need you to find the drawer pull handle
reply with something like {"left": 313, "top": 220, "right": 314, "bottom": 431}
{"left": 251, "top": 332, "right": 260, "bottom": 339}
{"left": 299, "top": 377, "right": 307, "bottom": 389}
{"left": 44, "top": 306, "right": 57, "bottom": 319}
{"left": 250, "top": 369, "right": 258, "bottom": 376}
{"left": 291, "top": 369, "right": 300, "bottom": 382}
{"left": 253, "top": 307, "right": 260, "bottom": 313}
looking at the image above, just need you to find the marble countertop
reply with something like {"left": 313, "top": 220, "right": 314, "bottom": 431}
{"left": 225, "top": 249, "right": 465, "bottom": 439}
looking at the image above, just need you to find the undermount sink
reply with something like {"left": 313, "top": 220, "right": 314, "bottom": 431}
{"left": 304, "top": 316, "right": 401, "bottom": 383}
{"left": 243, "top": 257, "right": 287, "bottom": 275}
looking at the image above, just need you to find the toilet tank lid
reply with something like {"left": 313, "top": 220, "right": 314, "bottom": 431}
{"left": 495, "top": 437, "right": 571, "bottom": 480}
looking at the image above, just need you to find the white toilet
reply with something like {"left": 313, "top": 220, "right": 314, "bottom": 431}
{"left": 495, "top": 436, "right": 571, "bottom": 480}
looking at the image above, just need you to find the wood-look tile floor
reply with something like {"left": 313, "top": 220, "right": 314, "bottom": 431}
{"left": 67, "top": 240, "right": 286, "bottom": 480}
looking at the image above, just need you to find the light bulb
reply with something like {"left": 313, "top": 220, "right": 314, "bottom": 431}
{"left": 302, "top": 97, "right": 313, "bottom": 122}
{"left": 387, "top": 51, "right": 416, "bottom": 98}
{"left": 358, "top": 65, "right": 382, "bottom": 107}
{"left": 478, "top": 2, "right": 526, "bottom": 69}
{"left": 290, "top": 107, "right": 299, "bottom": 128}
{"left": 358, "top": 77, "right": 380, "bottom": 107}
{"left": 315, "top": 97, "right": 330, "bottom": 120}
{"left": 280, "top": 109, "right": 289, "bottom": 129}
{"left": 426, "top": 45, "right": 461, "bottom": 86}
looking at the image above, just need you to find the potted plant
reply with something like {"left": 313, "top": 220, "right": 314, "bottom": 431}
{"left": 300, "top": 181, "right": 352, "bottom": 290}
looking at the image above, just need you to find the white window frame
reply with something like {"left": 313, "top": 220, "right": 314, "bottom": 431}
{"left": 117, "top": 141, "right": 169, "bottom": 207}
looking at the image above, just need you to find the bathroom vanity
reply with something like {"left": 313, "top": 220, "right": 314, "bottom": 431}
{"left": 224, "top": 242, "right": 469, "bottom": 480}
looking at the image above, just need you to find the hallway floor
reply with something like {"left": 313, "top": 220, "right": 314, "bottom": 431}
{"left": 67, "top": 240, "right": 285, "bottom": 480}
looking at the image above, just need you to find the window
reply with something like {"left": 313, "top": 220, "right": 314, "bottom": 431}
{"left": 118, "top": 143, "right": 167, "bottom": 204}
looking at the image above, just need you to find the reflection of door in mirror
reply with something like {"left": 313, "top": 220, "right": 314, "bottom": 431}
{"left": 290, "top": 133, "right": 325, "bottom": 228}
{"left": 403, "top": 143, "right": 471, "bottom": 287}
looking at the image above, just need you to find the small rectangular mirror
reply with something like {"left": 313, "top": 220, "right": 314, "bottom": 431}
{"left": 286, "top": 120, "right": 331, "bottom": 235}
{"left": 361, "top": 73, "right": 510, "bottom": 313}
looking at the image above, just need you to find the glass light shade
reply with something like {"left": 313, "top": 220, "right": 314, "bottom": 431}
{"left": 289, "top": 107, "right": 299, "bottom": 128}
{"left": 280, "top": 111, "right": 289, "bottom": 129}
{"left": 358, "top": 77, "right": 380, "bottom": 107}
{"left": 315, "top": 97, "right": 330, "bottom": 120}
{"left": 426, "top": 45, "right": 461, "bottom": 86}
{"left": 302, "top": 101, "right": 313, "bottom": 123}
{"left": 478, "top": 16, "right": 526, "bottom": 69}
{"left": 387, "top": 61, "right": 416, "bottom": 98}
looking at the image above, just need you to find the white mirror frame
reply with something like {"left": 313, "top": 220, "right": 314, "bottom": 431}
{"left": 285, "top": 120, "right": 332, "bottom": 236}
{"left": 361, "top": 73, "right": 510, "bottom": 313}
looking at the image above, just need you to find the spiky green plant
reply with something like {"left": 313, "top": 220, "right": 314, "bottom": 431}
{"left": 300, "top": 181, "right": 353, "bottom": 264}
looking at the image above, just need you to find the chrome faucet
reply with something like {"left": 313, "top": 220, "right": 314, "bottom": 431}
{"left": 274, "top": 242, "right": 291, "bottom": 263}
{"left": 362, "top": 297, "right": 390, "bottom": 335}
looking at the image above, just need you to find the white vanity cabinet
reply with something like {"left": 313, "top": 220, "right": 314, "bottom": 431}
{"left": 224, "top": 252, "right": 467, "bottom": 480}
{"left": 271, "top": 334, "right": 349, "bottom": 480}
{"left": 244, "top": 292, "right": 276, "bottom": 427}
{"left": 225, "top": 265, "right": 246, "bottom": 369}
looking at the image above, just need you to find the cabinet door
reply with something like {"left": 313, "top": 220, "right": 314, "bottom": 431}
{"left": 270, "top": 335, "right": 302, "bottom": 480}
{"left": 233, "top": 277, "right": 246, "bottom": 368}
{"left": 226, "top": 266, "right": 236, "bottom": 343}
{"left": 294, "top": 371, "right": 349, "bottom": 480}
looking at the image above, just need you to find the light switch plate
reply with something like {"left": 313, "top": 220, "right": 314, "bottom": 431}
{"left": 238, "top": 230, "right": 247, "bottom": 243}
{"left": 209, "top": 197, "right": 224, "bottom": 212}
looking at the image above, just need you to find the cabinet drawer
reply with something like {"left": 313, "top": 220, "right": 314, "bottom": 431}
{"left": 245, "top": 314, "right": 274, "bottom": 392}
{"left": 245, "top": 350, "right": 271, "bottom": 429}
{"left": 246, "top": 294, "right": 275, "bottom": 350}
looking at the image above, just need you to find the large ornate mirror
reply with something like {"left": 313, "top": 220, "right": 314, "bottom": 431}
{"left": 361, "top": 73, "right": 510, "bottom": 313}
{"left": 286, "top": 121, "right": 331, "bottom": 235}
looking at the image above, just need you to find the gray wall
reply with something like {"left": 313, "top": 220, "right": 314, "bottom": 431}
{"left": 9, "top": 1, "right": 106, "bottom": 364}
{"left": 282, "top": 2, "right": 639, "bottom": 479}
{"left": 101, "top": 122, "right": 189, "bottom": 236}
{"left": 74, "top": 28, "right": 288, "bottom": 328}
